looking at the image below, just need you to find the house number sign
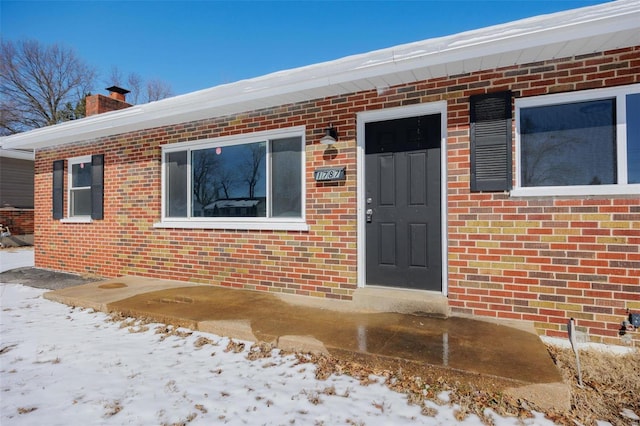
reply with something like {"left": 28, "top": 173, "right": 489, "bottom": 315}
{"left": 314, "top": 167, "right": 346, "bottom": 182}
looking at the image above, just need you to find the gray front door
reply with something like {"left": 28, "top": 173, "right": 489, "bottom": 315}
{"left": 365, "top": 114, "right": 442, "bottom": 291}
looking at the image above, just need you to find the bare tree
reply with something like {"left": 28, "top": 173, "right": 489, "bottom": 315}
{"left": 107, "top": 66, "right": 125, "bottom": 88}
{"left": 126, "top": 72, "right": 143, "bottom": 104}
{"left": 0, "top": 39, "right": 96, "bottom": 135}
{"left": 146, "top": 79, "right": 173, "bottom": 102}
{"left": 242, "top": 143, "right": 266, "bottom": 198}
{"left": 216, "top": 165, "right": 237, "bottom": 199}
{"left": 0, "top": 99, "right": 22, "bottom": 135}
{"left": 192, "top": 149, "right": 219, "bottom": 211}
{"left": 106, "top": 67, "right": 172, "bottom": 104}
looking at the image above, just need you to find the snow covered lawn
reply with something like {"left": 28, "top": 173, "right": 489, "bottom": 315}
{"left": 0, "top": 249, "right": 34, "bottom": 273}
{"left": 1, "top": 284, "right": 553, "bottom": 425}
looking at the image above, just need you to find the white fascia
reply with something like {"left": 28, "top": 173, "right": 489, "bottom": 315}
{"left": 0, "top": 148, "right": 34, "bottom": 161}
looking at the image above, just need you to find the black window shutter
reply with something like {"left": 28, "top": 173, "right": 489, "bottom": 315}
{"left": 52, "top": 160, "right": 64, "bottom": 219}
{"left": 91, "top": 154, "right": 104, "bottom": 220}
{"left": 470, "top": 91, "right": 512, "bottom": 192}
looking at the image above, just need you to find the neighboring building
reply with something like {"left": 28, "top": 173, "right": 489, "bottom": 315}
{"left": 0, "top": 148, "right": 34, "bottom": 244}
{"left": 1, "top": 1, "right": 638, "bottom": 345}
{"left": 204, "top": 199, "right": 263, "bottom": 218}
{"left": 0, "top": 149, "right": 34, "bottom": 209}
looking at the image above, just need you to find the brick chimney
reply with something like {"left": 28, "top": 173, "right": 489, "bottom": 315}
{"left": 85, "top": 86, "right": 132, "bottom": 117}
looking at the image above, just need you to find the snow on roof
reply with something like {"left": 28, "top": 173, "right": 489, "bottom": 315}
{"left": 2, "top": 0, "right": 639, "bottom": 150}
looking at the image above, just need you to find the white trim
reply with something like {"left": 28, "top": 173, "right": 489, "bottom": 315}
{"left": 163, "top": 126, "right": 306, "bottom": 152}
{"left": 515, "top": 83, "right": 640, "bottom": 109}
{"left": 356, "top": 101, "right": 448, "bottom": 296}
{"left": 160, "top": 126, "right": 308, "bottom": 230}
{"left": 153, "top": 220, "right": 309, "bottom": 232}
{"left": 514, "top": 83, "right": 640, "bottom": 196}
{"left": 60, "top": 217, "right": 93, "bottom": 224}
{"left": 617, "top": 94, "right": 629, "bottom": 185}
{"left": 68, "top": 155, "right": 92, "bottom": 164}
{"left": 440, "top": 109, "right": 449, "bottom": 298}
{"left": 510, "top": 184, "right": 640, "bottom": 198}
{"left": 67, "top": 155, "right": 92, "bottom": 219}
{"left": 0, "top": 149, "right": 34, "bottom": 161}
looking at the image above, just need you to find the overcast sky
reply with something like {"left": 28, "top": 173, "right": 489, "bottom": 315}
{"left": 1, "top": 0, "right": 609, "bottom": 97}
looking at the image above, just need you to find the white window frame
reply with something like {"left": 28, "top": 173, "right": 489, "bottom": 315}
{"left": 65, "top": 155, "right": 92, "bottom": 222}
{"left": 512, "top": 83, "right": 640, "bottom": 197}
{"left": 156, "top": 126, "right": 308, "bottom": 231}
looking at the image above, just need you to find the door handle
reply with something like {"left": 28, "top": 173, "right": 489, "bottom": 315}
{"left": 366, "top": 208, "right": 373, "bottom": 223}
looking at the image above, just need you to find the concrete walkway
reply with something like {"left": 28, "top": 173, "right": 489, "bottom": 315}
{"left": 44, "top": 275, "right": 570, "bottom": 411}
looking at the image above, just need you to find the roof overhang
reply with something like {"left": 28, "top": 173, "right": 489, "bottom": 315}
{"left": 0, "top": 148, "right": 35, "bottom": 161}
{"left": 2, "top": 0, "right": 639, "bottom": 151}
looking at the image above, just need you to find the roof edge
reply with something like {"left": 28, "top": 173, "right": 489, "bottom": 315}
{"left": 2, "top": 0, "right": 639, "bottom": 150}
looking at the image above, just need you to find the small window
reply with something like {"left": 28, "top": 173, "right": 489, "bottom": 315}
{"left": 161, "top": 127, "right": 306, "bottom": 230}
{"left": 514, "top": 84, "right": 640, "bottom": 196}
{"left": 69, "top": 156, "right": 92, "bottom": 217}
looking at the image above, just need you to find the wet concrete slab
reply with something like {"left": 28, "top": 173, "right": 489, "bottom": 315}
{"left": 43, "top": 276, "right": 570, "bottom": 411}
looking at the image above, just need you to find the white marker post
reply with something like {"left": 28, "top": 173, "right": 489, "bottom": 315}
{"left": 567, "top": 318, "right": 584, "bottom": 388}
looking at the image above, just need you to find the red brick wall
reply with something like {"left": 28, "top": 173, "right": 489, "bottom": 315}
{"left": 0, "top": 208, "right": 34, "bottom": 235}
{"left": 34, "top": 46, "right": 640, "bottom": 344}
{"left": 85, "top": 94, "right": 132, "bottom": 116}
{"left": 35, "top": 110, "right": 360, "bottom": 299}
{"left": 445, "top": 47, "right": 640, "bottom": 345}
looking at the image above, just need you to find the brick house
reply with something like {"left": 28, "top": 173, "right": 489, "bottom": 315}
{"left": 2, "top": 1, "right": 639, "bottom": 345}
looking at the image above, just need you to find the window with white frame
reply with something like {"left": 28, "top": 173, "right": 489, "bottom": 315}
{"left": 68, "top": 156, "right": 92, "bottom": 217}
{"left": 161, "top": 127, "right": 306, "bottom": 230}
{"left": 53, "top": 154, "right": 103, "bottom": 221}
{"left": 514, "top": 84, "right": 640, "bottom": 196}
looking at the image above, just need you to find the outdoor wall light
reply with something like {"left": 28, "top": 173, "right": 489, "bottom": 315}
{"left": 320, "top": 126, "right": 338, "bottom": 145}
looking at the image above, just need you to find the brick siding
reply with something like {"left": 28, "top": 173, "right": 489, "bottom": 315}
{"left": 34, "top": 46, "right": 640, "bottom": 344}
{"left": 85, "top": 94, "right": 132, "bottom": 116}
{"left": 0, "top": 208, "right": 34, "bottom": 235}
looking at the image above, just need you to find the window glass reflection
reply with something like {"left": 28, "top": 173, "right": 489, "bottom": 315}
{"left": 192, "top": 142, "right": 266, "bottom": 217}
{"left": 72, "top": 161, "right": 92, "bottom": 188}
{"left": 166, "top": 151, "right": 188, "bottom": 217}
{"left": 271, "top": 137, "right": 302, "bottom": 217}
{"left": 521, "top": 99, "right": 616, "bottom": 187}
{"left": 627, "top": 94, "right": 640, "bottom": 184}
{"left": 71, "top": 188, "right": 91, "bottom": 216}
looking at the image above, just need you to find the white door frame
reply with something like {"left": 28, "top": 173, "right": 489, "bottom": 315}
{"left": 356, "top": 101, "right": 448, "bottom": 296}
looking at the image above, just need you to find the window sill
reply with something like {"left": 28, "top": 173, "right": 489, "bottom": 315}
{"left": 510, "top": 184, "right": 640, "bottom": 198}
{"left": 60, "top": 217, "right": 93, "bottom": 224}
{"left": 153, "top": 220, "right": 310, "bottom": 232}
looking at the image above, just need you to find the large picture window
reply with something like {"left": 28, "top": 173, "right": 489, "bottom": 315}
{"left": 161, "top": 127, "right": 306, "bottom": 230}
{"left": 514, "top": 84, "right": 640, "bottom": 196}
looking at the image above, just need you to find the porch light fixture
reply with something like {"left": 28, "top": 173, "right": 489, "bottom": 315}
{"left": 320, "top": 126, "right": 338, "bottom": 145}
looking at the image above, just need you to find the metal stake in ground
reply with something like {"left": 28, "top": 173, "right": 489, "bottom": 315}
{"left": 567, "top": 318, "right": 584, "bottom": 388}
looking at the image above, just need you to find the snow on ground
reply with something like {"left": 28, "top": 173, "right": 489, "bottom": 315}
{"left": 0, "top": 248, "right": 34, "bottom": 273}
{"left": 0, "top": 283, "right": 556, "bottom": 425}
{"left": 0, "top": 249, "right": 554, "bottom": 424}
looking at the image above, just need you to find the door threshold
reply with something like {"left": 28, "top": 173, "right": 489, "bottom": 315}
{"left": 353, "top": 286, "right": 449, "bottom": 317}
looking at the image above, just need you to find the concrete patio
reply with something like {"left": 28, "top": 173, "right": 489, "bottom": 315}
{"left": 42, "top": 275, "right": 570, "bottom": 411}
